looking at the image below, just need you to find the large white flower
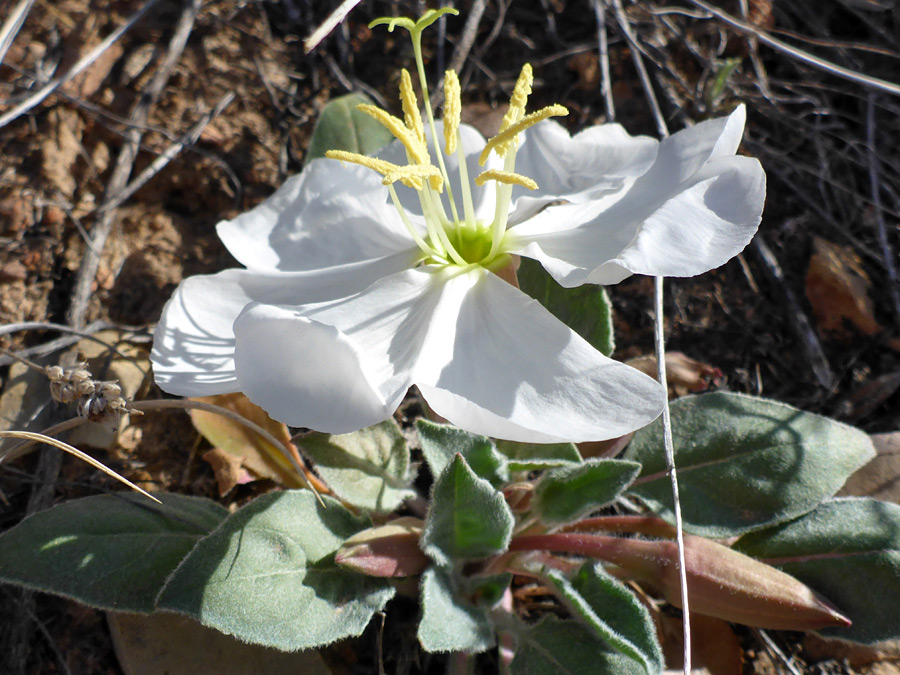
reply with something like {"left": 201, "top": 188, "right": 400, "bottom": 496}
{"left": 151, "top": 12, "right": 763, "bottom": 443}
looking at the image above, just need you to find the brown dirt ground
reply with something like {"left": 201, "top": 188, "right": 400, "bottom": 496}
{"left": 1, "top": 0, "right": 899, "bottom": 673}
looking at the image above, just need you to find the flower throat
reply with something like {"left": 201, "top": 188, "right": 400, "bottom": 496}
{"left": 326, "top": 8, "right": 568, "bottom": 271}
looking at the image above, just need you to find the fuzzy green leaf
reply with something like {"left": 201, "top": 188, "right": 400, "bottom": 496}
{"left": 156, "top": 491, "right": 394, "bottom": 651}
{"left": 300, "top": 420, "right": 415, "bottom": 514}
{"left": 495, "top": 440, "right": 583, "bottom": 471}
{"left": 417, "top": 420, "right": 508, "bottom": 486}
{"left": 735, "top": 497, "right": 900, "bottom": 643}
{"left": 305, "top": 92, "right": 395, "bottom": 161}
{"left": 625, "top": 392, "right": 876, "bottom": 537}
{"left": 543, "top": 565, "right": 661, "bottom": 674}
{"left": 0, "top": 493, "right": 226, "bottom": 613}
{"left": 417, "top": 567, "right": 494, "bottom": 653}
{"left": 422, "top": 454, "right": 513, "bottom": 566}
{"left": 533, "top": 459, "right": 640, "bottom": 525}
{"left": 517, "top": 257, "right": 615, "bottom": 357}
{"left": 510, "top": 616, "right": 646, "bottom": 675}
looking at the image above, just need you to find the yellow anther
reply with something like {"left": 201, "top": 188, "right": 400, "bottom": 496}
{"left": 400, "top": 69, "right": 426, "bottom": 148}
{"left": 326, "top": 151, "right": 426, "bottom": 189}
{"left": 383, "top": 164, "right": 444, "bottom": 191}
{"left": 475, "top": 169, "right": 538, "bottom": 190}
{"left": 479, "top": 104, "right": 568, "bottom": 164}
{"left": 500, "top": 64, "right": 534, "bottom": 132}
{"left": 443, "top": 70, "right": 462, "bottom": 155}
{"left": 357, "top": 104, "right": 429, "bottom": 166}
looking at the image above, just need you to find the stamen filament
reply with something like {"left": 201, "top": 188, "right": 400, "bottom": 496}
{"left": 387, "top": 184, "right": 435, "bottom": 258}
{"left": 455, "top": 139, "right": 476, "bottom": 228}
{"left": 487, "top": 151, "right": 519, "bottom": 261}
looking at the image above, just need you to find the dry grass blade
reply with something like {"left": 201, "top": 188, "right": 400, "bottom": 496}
{"left": 0, "top": 0, "right": 160, "bottom": 129}
{"left": 0, "top": 430, "right": 159, "bottom": 503}
{"left": 591, "top": 0, "right": 616, "bottom": 121}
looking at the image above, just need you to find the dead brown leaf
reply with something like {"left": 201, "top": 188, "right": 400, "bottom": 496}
{"left": 626, "top": 352, "right": 724, "bottom": 398}
{"left": 842, "top": 371, "right": 900, "bottom": 422}
{"left": 806, "top": 236, "right": 882, "bottom": 339}
{"left": 804, "top": 632, "right": 900, "bottom": 669}
{"left": 461, "top": 102, "right": 508, "bottom": 139}
{"left": 567, "top": 52, "right": 600, "bottom": 91}
{"left": 189, "top": 393, "right": 308, "bottom": 489}
{"left": 839, "top": 431, "right": 900, "bottom": 503}
{"left": 108, "top": 611, "right": 331, "bottom": 675}
{"left": 202, "top": 447, "right": 252, "bottom": 496}
{"left": 660, "top": 613, "right": 742, "bottom": 674}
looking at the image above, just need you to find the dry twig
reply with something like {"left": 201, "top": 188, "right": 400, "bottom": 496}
{"left": 685, "top": 0, "right": 900, "bottom": 97}
{"left": 751, "top": 236, "right": 836, "bottom": 390}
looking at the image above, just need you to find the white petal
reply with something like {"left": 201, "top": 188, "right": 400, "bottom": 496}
{"left": 230, "top": 268, "right": 460, "bottom": 433}
{"left": 513, "top": 120, "right": 658, "bottom": 199}
{"left": 510, "top": 106, "right": 764, "bottom": 286}
{"left": 631, "top": 104, "right": 747, "bottom": 195}
{"left": 233, "top": 304, "right": 394, "bottom": 433}
{"left": 151, "top": 270, "right": 246, "bottom": 396}
{"left": 151, "top": 251, "right": 418, "bottom": 396}
{"left": 416, "top": 270, "right": 665, "bottom": 442}
{"left": 217, "top": 158, "right": 415, "bottom": 271}
{"left": 606, "top": 156, "right": 765, "bottom": 279}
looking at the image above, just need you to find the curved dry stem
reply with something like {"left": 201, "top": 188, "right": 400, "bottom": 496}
{"left": 0, "top": 430, "right": 159, "bottom": 503}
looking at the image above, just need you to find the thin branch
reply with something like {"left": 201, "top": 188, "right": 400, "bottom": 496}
{"left": 0, "top": 0, "right": 37, "bottom": 68}
{"left": 447, "top": 0, "right": 488, "bottom": 74}
{"left": 0, "top": 0, "right": 161, "bottom": 130}
{"left": 685, "top": 0, "right": 900, "bottom": 97}
{"left": 610, "top": 0, "right": 668, "bottom": 137}
{"left": 0, "top": 321, "right": 142, "bottom": 366}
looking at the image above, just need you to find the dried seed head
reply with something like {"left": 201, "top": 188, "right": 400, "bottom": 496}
{"left": 45, "top": 361, "right": 138, "bottom": 426}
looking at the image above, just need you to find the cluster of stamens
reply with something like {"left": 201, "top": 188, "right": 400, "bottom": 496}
{"left": 326, "top": 9, "right": 567, "bottom": 271}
